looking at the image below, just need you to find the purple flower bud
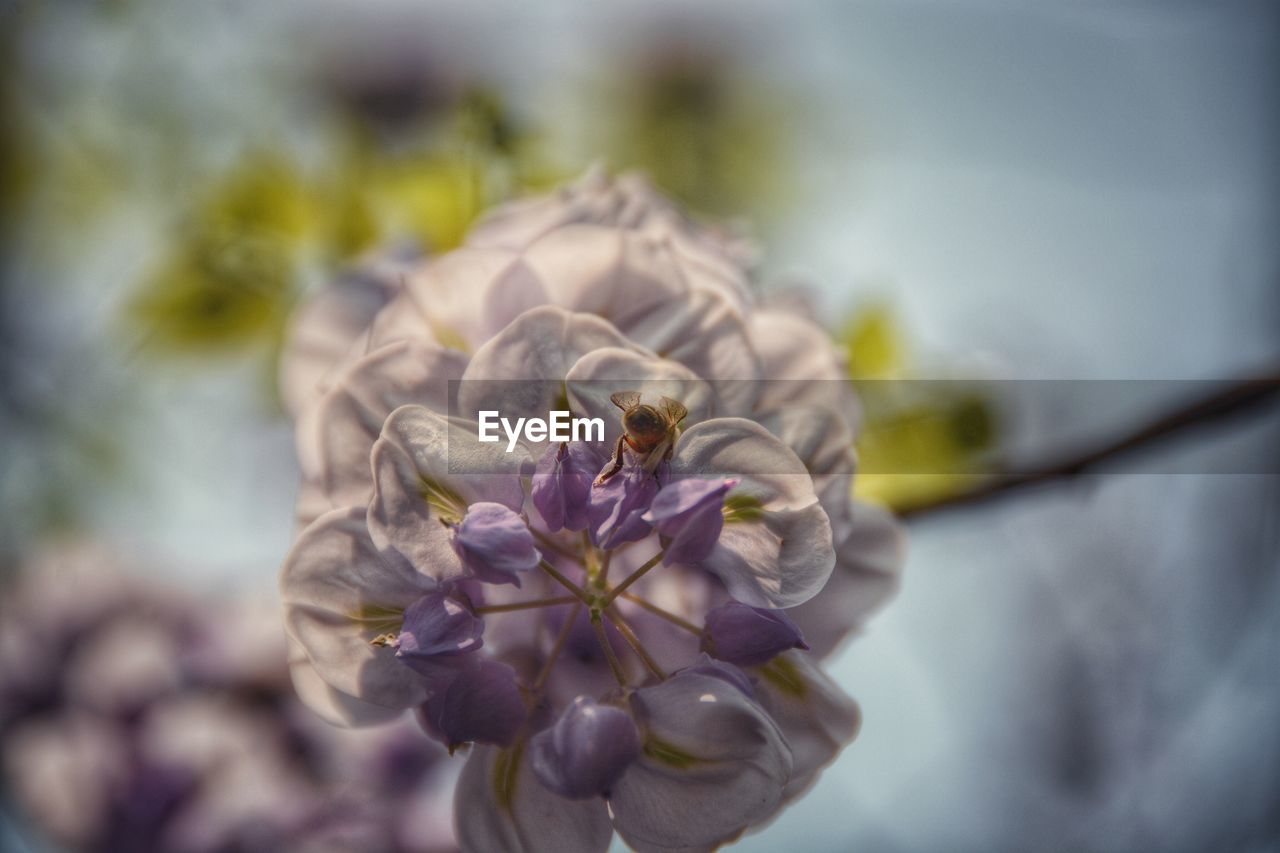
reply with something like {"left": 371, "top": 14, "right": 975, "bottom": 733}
{"left": 588, "top": 463, "right": 659, "bottom": 550}
{"left": 451, "top": 502, "right": 541, "bottom": 587}
{"left": 532, "top": 443, "right": 600, "bottom": 533}
{"left": 702, "top": 600, "right": 809, "bottom": 667}
{"left": 530, "top": 697, "right": 641, "bottom": 799}
{"left": 418, "top": 660, "right": 527, "bottom": 751}
{"left": 642, "top": 478, "right": 738, "bottom": 564}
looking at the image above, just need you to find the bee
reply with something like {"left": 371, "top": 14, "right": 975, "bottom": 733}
{"left": 593, "top": 391, "right": 688, "bottom": 486}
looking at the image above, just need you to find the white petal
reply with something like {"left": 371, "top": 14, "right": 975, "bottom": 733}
{"left": 669, "top": 419, "right": 835, "bottom": 607}
{"left": 297, "top": 341, "right": 468, "bottom": 514}
{"left": 610, "top": 669, "right": 793, "bottom": 851}
{"left": 280, "top": 507, "right": 433, "bottom": 712}
{"left": 286, "top": 636, "right": 404, "bottom": 727}
{"left": 367, "top": 406, "right": 527, "bottom": 578}
{"left": 702, "top": 503, "right": 836, "bottom": 609}
{"left": 748, "top": 309, "right": 860, "bottom": 429}
{"left": 671, "top": 418, "right": 819, "bottom": 511}
{"left": 752, "top": 652, "right": 861, "bottom": 801}
{"left": 455, "top": 744, "right": 613, "bottom": 853}
{"left": 786, "top": 501, "right": 906, "bottom": 658}
{"left": 369, "top": 247, "right": 548, "bottom": 353}
{"left": 458, "top": 306, "right": 648, "bottom": 424}
{"left": 755, "top": 405, "right": 857, "bottom": 541}
{"left": 520, "top": 225, "right": 684, "bottom": 327}
{"left": 618, "top": 288, "right": 762, "bottom": 414}
{"left": 279, "top": 261, "right": 403, "bottom": 418}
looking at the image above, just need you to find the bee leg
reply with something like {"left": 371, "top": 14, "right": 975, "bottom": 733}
{"left": 593, "top": 435, "right": 628, "bottom": 486}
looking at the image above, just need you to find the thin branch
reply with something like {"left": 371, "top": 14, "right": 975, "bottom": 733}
{"left": 898, "top": 371, "right": 1280, "bottom": 520}
{"left": 591, "top": 613, "right": 628, "bottom": 687}
{"left": 476, "top": 596, "right": 578, "bottom": 615}
{"left": 596, "top": 549, "right": 613, "bottom": 591}
{"left": 533, "top": 601, "right": 582, "bottom": 691}
{"left": 606, "top": 609, "right": 666, "bottom": 680}
{"left": 620, "top": 592, "right": 703, "bottom": 635}
{"left": 602, "top": 551, "right": 665, "bottom": 606}
{"left": 538, "top": 560, "right": 591, "bottom": 604}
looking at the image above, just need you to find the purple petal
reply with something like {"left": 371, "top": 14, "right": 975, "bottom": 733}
{"left": 418, "top": 660, "right": 527, "bottom": 750}
{"left": 678, "top": 653, "right": 757, "bottom": 699}
{"left": 530, "top": 697, "right": 641, "bottom": 799}
{"left": 395, "top": 591, "right": 484, "bottom": 662}
{"left": 642, "top": 478, "right": 736, "bottom": 565}
{"left": 703, "top": 600, "right": 809, "bottom": 667}
{"left": 532, "top": 443, "right": 600, "bottom": 533}
{"left": 452, "top": 502, "right": 541, "bottom": 587}
{"left": 587, "top": 463, "right": 659, "bottom": 550}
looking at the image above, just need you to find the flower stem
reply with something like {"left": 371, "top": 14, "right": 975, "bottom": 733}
{"left": 533, "top": 601, "right": 582, "bottom": 691}
{"left": 582, "top": 531, "right": 600, "bottom": 586}
{"left": 620, "top": 592, "right": 703, "bottom": 635}
{"left": 602, "top": 551, "right": 664, "bottom": 606}
{"left": 596, "top": 550, "right": 613, "bottom": 591}
{"left": 605, "top": 609, "right": 666, "bottom": 680}
{"left": 538, "top": 560, "right": 591, "bottom": 604}
{"left": 476, "top": 596, "right": 578, "bottom": 615}
{"left": 591, "top": 612, "right": 628, "bottom": 687}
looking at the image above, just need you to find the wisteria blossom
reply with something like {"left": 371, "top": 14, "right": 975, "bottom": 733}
{"left": 281, "top": 171, "right": 907, "bottom": 851}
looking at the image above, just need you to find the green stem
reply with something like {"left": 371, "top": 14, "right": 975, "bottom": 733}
{"left": 533, "top": 601, "right": 582, "bottom": 691}
{"left": 538, "top": 560, "right": 591, "bottom": 604}
{"left": 591, "top": 612, "right": 628, "bottom": 687}
{"left": 606, "top": 609, "right": 666, "bottom": 679}
{"left": 476, "top": 596, "right": 578, "bottom": 615}
{"left": 620, "top": 592, "right": 703, "bottom": 635}
{"left": 602, "top": 551, "right": 665, "bottom": 606}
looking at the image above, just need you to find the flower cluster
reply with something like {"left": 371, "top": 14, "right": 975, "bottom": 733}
{"left": 0, "top": 544, "right": 456, "bottom": 853}
{"left": 280, "top": 170, "right": 906, "bottom": 851}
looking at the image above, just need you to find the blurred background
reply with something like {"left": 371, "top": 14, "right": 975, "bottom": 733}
{"left": 1, "top": 1, "right": 1278, "bottom": 851}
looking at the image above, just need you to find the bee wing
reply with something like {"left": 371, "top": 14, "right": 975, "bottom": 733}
{"left": 610, "top": 390, "right": 642, "bottom": 411}
{"left": 659, "top": 396, "right": 688, "bottom": 425}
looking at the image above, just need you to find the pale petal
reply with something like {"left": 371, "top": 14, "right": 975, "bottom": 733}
{"left": 609, "top": 668, "right": 793, "bottom": 851}
{"left": 297, "top": 341, "right": 467, "bottom": 514}
{"left": 786, "top": 501, "right": 906, "bottom": 658}
{"left": 748, "top": 309, "right": 859, "bottom": 429}
{"left": 286, "top": 637, "right": 404, "bottom": 727}
{"left": 382, "top": 247, "right": 549, "bottom": 353}
{"left": 367, "top": 406, "right": 527, "bottom": 579}
{"left": 279, "top": 259, "right": 404, "bottom": 418}
{"left": 457, "top": 306, "right": 648, "bottom": 428}
{"left": 280, "top": 507, "right": 434, "bottom": 712}
{"left": 519, "top": 226, "right": 685, "bottom": 328}
{"left": 455, "top": 744, "right": 613, "bottom": 853}
{"left": 670, "top": 418, "right": 818, "bottom": 512}
{"left": 755, "top": 405, "right": 857, "bottom": 541}
{"left": 617, "top": 288, "right": 762, "bottom": 415}
{"left": 701, "top": 503, "right": 835, "bottom": 609}
{"left": 752, "top": 652, "right": 861, "bottom": 802}
{"left": 669, "top": 419, "right": 835, "bottom": 608}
